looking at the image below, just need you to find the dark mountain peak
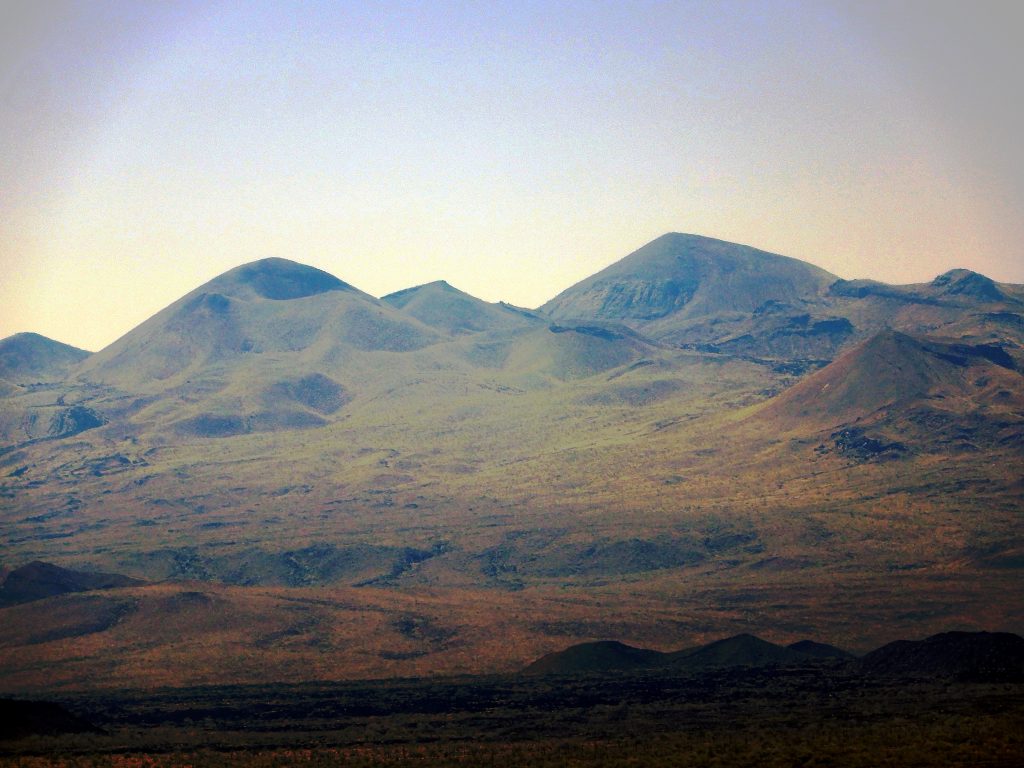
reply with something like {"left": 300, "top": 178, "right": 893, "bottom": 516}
{"left": 522, "top": 640, "right": 666, "bottom": 675}
{"left": 210, "top": 257, "right": 356, "bottom": 301}
{"left": 787, "top": 639, "right": 855, "bottom": 660}
{"left": 859, "top": 631, "right": 1024, "bottom": 681}
{"left": 716, "top": 631, "right": 759, "bottom": 642}
{"left": 665, "top": 633, "right": 800, "bottom": 670}
{"left": 0, "top": 332, "right": 91, "bottom": 383}
{"left": 694, "top": 632, "right": 777, "bottom": 652}
{"left": 540, "top": 233, "right": 837, "bottom": 326}
{"left": 931, "top": 268, "right": 1006, "bottom": 302}
{"left": 934, "top": 268, "right": 982, "bottom": 283}
{"left": 0, "top": 561, "right": 142, "bottom": 607}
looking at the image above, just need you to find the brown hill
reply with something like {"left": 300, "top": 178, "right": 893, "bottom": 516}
{"left": 758, "top": 329, "right": 1024, "bottom": 433}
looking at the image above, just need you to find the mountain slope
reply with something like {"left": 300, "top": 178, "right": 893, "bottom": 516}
{"left": 0, "top": 561, "right": 142, "bottom": 607}
{"left": 75, "top": 257, "right": 443, "bottom": 390}
{"left": 1, "top": 234, "right": 1022, "bottom": 690}
{"left": 0, "top": 333, "right": 90, "bottom": 384}
{"left": 383, "top": 280, "right": 540, "bottom": 335}
{"left": 666, "top": 633, "right": 803, "bottom": 669}
{"left": 859, "top": 631, "right": 1024, "bottom": 681}
{"left": 756, "top": 330, "right": 1024, "bottom": 458}
{"left": 541, "top": 235, "right": 1024, "bottom": 368}
{"left": 522, "top": 640, "right": 665, "bottom": 675}
{"left": 541, "top": 233, "right": 837, "bottom": 333}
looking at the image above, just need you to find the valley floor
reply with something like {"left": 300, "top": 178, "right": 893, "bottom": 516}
{"left": 2, "top": 666, "right": 1023, "bottom": 767}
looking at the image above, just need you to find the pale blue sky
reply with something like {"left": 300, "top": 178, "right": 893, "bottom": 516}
{"left": 2, "top": 1, "right": 1022, "bottom": 350}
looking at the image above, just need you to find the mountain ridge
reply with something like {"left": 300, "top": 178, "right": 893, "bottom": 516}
{"left": 524, "top": 630, "right": 1022, "bottom": 679}
{"left": 1, "top": 233, "right": 1022, "bottom": 689}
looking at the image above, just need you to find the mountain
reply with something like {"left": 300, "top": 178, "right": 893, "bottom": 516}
{"left": 541, "top": 233, "right": 836, "bottom": 339}
{"left": 0, "top": 258, "right": 673, "bottom": 444}
{"left": 761, "top": 330, "right": 1022, "bottom": 426}
{"left": 523, "top": 633, "right": 854, "bottom": 675}
{"left": 75, "top": 257, "right": 442, "bottom": 389}
{"left": 666, "top": 633, "right": 805, "bottom": 670}
{"left": 832, "top": 268, "right": 1021, "bottom": 305}
{"left": 756, "top": 329, "right": 1024, "bottom": 458}
{"left": 542, "top": 234, "right": 1024, "bottom": 369}
{"left": 1, "top": 234, "right": 1022, "bottom": 691}
{"left": 382, "top": 280, "right": 540, "bottom": 335}
{"left": 522, "top": 640, "right": 666, "bottom": 675}
{"left": 0, "top": 333, "right": 110, "bottom": 442}
{"left": 786, "top": 639, "right": 855, "bottom": 660}
{"left": 37, "top": 257, "right": 462, "bottom": 442}
{"left": 0, "top": 332, "right": 90, "bottom": 384}
{"left": 523, "top": 632, "right": 1024, "bottom": 680}
{"left": 0, "top": 561, "right": 143, "bottom": 607}
{"left": 859, "top": 631, "right": 1024, "bottom": 681}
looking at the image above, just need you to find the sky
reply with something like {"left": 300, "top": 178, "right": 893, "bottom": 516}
{"left": 1, "top": 0, "right": 1022, "bottom": 352}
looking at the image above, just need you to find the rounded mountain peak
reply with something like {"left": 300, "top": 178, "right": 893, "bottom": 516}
{"left": 209, "top": 257, "right": 355, "bottom": 301}
{"left": 0, "top": 332, "right": 91, "bottom": 382}
{"left": 383, "top": 279, "right": 537, "bottom": 335}
{"left": 381, "top": 280, "right": 459, "bottom": 306}
{"left": 541, "top": 233, "right": 837, "bottom": 324}
{"left": 931, "top": 268, "right": 1005, "bottom": 301}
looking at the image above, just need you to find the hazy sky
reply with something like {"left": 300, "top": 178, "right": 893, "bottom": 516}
{"left": 2, "top": 0, "right": 1022, "bottom": 351}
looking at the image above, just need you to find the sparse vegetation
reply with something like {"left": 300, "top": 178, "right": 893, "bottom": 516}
{"left": 2, "top": 234, "right": 1023, "bottom": 765}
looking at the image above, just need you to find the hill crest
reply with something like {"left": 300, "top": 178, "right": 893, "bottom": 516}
{"left": 758, "top": 329, "right": 1024, "bottom": 431}
{"left": 524, "top": 633, "right": 853, "bottom": 675}
{"left": 540, "top": 233, "right": 838, "bottom": 327}
{"left": 206, "top": 257, "right": 360, "bottom": 301}
{"left": 382, "top": 280, "right": 539, "bottom": 335}
{"left": 0, "top": 332, "right": 91, "bottom": 383}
